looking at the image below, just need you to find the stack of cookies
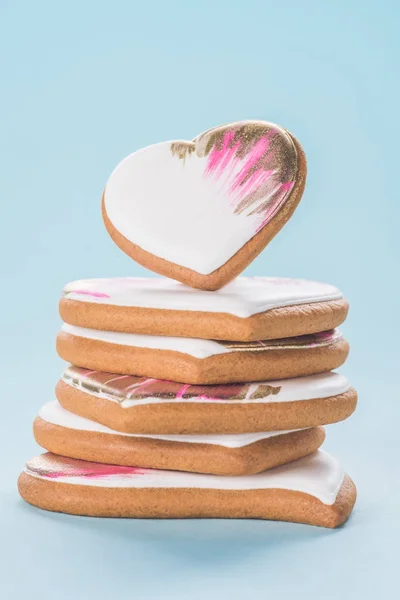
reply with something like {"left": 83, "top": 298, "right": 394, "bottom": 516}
{"left": 19, "top": 120, "right": 357, "bottom": 527}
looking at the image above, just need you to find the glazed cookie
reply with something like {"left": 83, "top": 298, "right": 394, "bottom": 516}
{"left": 18, "top": 451, "right": 356, "bottom": 527}
{"left": 56, "top": 367, "right": 357, "bottom": 434}
{"left": 102, "top": 121, "right": 307, "bottom": 290}
{"left": 60, "top": 276, "right": 348, "bottom": 342}
{"left": 56, "top": 325, "right": 349, "bottom": 384}
{"left": 34, "top": 402, "right": 325, "bottom": 476}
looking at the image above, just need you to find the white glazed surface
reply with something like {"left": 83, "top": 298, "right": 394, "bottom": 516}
{"left": 61, "top": 323, "right": 230, "bottom": 358}
{"left": 63, "top": 276, "right": 343, "bottom": 318}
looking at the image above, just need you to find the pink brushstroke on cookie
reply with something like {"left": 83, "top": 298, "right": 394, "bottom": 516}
{"left": 176, "top": 384, "right": 191, "bottom": 399}
{"left": 103, "top": 375, "right": 131, "bottom": 386}
{"left": 205, "top": 131, "right": 238, "bottom": 176}
{"left": 27, "top": 454, "right": 148, "bottom": 479}
{"left": 204, "top": 129, "right": 295, "bottom": 230}
{"left": 70, "top": 289, "right": 111, "bottom": 299}
{"left": 229, "top": 133, "right": 273, "bottom": 193}
{"left": 125, "top": 378, "right": 157, "bottom": 399}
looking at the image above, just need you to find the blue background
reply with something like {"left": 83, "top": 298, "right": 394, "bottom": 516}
{"left": 1, "top": 0, "right": 399, "bottom": 597}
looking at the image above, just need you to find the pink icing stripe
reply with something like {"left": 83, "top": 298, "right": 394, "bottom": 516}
{"left": 70, "top": 289, "right": 111, "bottom": 299}
{"left": 176, "top": 384, "right": 191, "bottom": 399}
{"left": 279, "top": 181, "right": 295, "bottom": 193}
{"left": 125, "top": 378, "right": 156, "bottom": 399}
{"left": 205, "top": 131, "right": 236, "bottom": 176}
{"left": 103, "top": 375, "right": 131, "bottom": 386}
{"left": 29, "top": 455, "right": 148, "bottom": 479}
{"left": 215, "top": 141, "right": 241, "bottom": 174}
{"left": 229, "top": 134, "right": 273, "bottom": 193}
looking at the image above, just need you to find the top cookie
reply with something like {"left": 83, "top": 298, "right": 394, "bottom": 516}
{"left": 102, "top": 120, "right": 306, "bottom": 290}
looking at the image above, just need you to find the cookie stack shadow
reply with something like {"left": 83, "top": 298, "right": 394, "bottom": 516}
{"left": 19, "top": 277, "right": 357, "bottom": 528}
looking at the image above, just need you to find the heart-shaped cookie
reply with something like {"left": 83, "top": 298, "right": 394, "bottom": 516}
{"left": 103, "top": 120, "right": 306, "bottom": 290}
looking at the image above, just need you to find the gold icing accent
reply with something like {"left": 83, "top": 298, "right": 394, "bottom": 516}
{"left": 88, "top": 382, "right": 115, "bottom": 396}
{"left": 170, "top": 141, "right": 195, "bottom": 163}
{"left": 220, "top": 330, "right": 341, "bottom": 351}
{"left": 63, "top": 369, "right": 251, "bottom": 402}
{"left": 182, "top": 384, "right": 250, "bottom": 401}
{"left": 220, "top": 341, "right": 271, "bottom": 351}
{"left": 249, "top": 385, "right": 281, "bottom": 400}
{"left": 198, "top": 122, "right": 271, "bottom": 159}
{"left": 145, "top": 392, "right": 178, "bottom": 399}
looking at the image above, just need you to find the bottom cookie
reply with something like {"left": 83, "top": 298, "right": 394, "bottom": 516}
{"left": 18, "top": 451, "right": 356, "bottom": 528}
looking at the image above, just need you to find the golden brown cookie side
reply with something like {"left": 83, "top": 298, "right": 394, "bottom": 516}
{"left": 59, "top": 296, "right": 348, "bottom": 342}
{"left": 56, "top": 331, "right": 349, "bottom": 384}
{"left": 55, "top": 380, "right": 357, "bottom": 434}
{"left": 18, "top": 473, "right": 355, "bottom": 527}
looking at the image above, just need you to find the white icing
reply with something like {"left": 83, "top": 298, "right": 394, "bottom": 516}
{"left": 60, "top": 324, "right": 342, "bottom": 359}
{"left": 38, "top": 401, "right": 304, "bottom": 448}
{"left": 63, "top": 276, "right": 343, "bottom": 318}
{"left": 25, "top": 450, "right": 344, "bottom": 505}
{"left": 61, "top": 323, "right": 230, "bottom": 359}
{"left": 103, "top": 124, "right": 296, "bottom": 275}
{"left": 62, "top": 370, "right": 351, "bottom": 409}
